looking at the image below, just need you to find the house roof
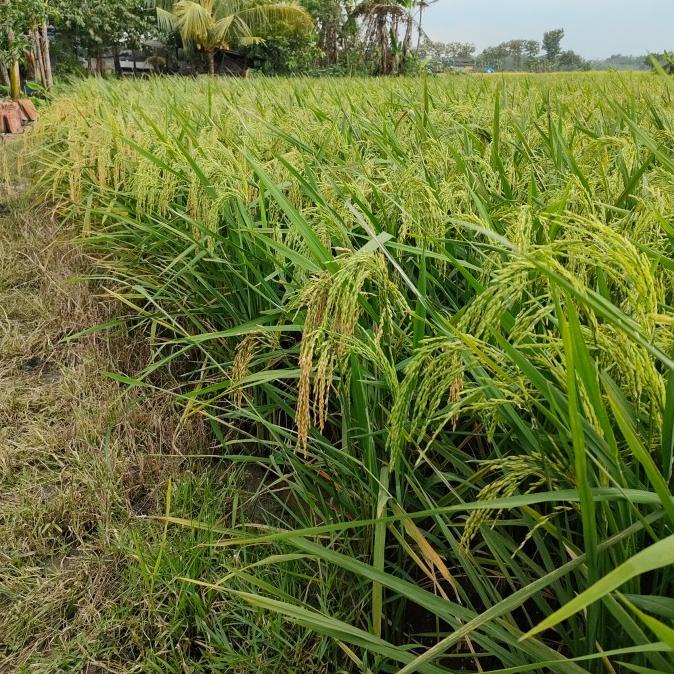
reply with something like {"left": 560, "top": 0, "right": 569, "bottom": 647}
{"left": 452, "top": 57, "right": 476, "bottom": 66}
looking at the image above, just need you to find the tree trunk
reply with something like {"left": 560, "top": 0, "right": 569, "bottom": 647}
{"left": 7, "top": 29, "right": 21, "bottom": 100}
{"left": 112, "top": 46, "right": 122, "bottom": 76}
{"left": 9, "top": 60, "right": 21, "bottom": 100}
{"left": 207, "top": 49, "right": 215, "bottom": 75}
{"left": 324, "top": 23, "right": 338, "bottom": 64}
{"left": 26, "top": 47, "right": 37, "bottom": 81}
{"left": 417, "top": 4, "right": 424, "bottom": 52}
{"left": 132, "top": 49, "right": 137, "bottom": 75}
{"left": 401, "top": 13, "right": 413, "bottom": 70}
{"left": 32, "top": 29, "right": 47, "bottom": 86}
{"left": 41, "top": 22, "right": 53, "bottom": 89}
{"left": 0, "top": 65, "right": 10, "bottom": 88}
{"left": 378, "top": 17, "right": 389, "bottom": 75}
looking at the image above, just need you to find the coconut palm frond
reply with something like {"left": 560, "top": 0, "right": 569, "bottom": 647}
{"left": 156, "top": 6, "right": 180, "bottom": 33}
{"left": 173, "top": 0, "right": 214, "bottom": 45}
{"left": 209, "top": 14, "right": 235, "bottom": 46}
{"left": 236, "top": 2, "right": 312, "bottom": 35}
{"left": 155, "top": 0, "right": 311, "bottom": 69}
{"left": 237, "top": 35, "right": 265, "bottom": 46}
{"left": 212, "top": 0, "right": 246, "bottom": 19}
{"left": 229, "top": 14, "right": 254, "bottom": 41}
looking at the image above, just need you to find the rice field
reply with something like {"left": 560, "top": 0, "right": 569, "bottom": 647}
{"left": 25, "top": 72, "right": 674, "bottom": 672}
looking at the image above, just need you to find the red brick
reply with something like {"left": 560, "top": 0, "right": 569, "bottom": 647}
{"left": 18, "top": 98, "right": 38, "bottom": 122}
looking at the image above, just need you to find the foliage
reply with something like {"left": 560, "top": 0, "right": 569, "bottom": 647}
{"left": 238, "top": 5, "right": 323, "bottom": 74}
{"left": 1, "top": 0, "right": 154, "bottom": 87}
{"left": 477, "top": 30, "right": 589, "bottom": 72}
{"left": 352, "top": 0, "right": 415, "bottom": 74}
{"left": 558, "top": 48, "right": 590, "bottom": 71}
{"left": 476, "top": 43, "right": 509, "bottom": 70}
{"left": 300, "top": 0, "right": 357, "bottom": 65}
{"left": 418, "top": 39, "right": 476, "bottom": 71}
{"left": 542, "top": 27, "right": 564, "bottom": 62}
{"left": 503, "top": 38, "right": 539, "bottom": 69}
{"left": 49, "top": 33, "right": 87, "bottom": 76}
{"left": 648, "top": 51, "right": 674, "bottom": 74}
{"left": 0, "top": 0, "right": 45, "bottom": 72}
{"left": 156, "top": 0, "right": 313, "bottom": 74}
{"left": 476, "top": 40, "right": 539, "bottom": 72}
{"left": 0, "top": 0, "right": 49, "bottom": 97}
{"left": 242, "top": 30, "right": 322, "bottom": 73}
{"left": 591, "top": 53, "right": 650, "bottom": 71}
{"left": 0, "top": 0, "right": 622, "bottom": 82}
{"left": 28, "top": 71, "right": 674, "bottom": 672}
{"left": 51, "top": 0, "right": 152, "bottom": 60}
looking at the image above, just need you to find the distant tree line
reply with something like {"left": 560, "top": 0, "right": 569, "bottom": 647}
{"left": 1, "top": 0, "right": 670, "bottom": 90}
{"left": 421, "top": 28, "right": 593, "bottom": 73}
{"left": 590, "top": 54, "right": 650, "bottom": 71}
{"left": 421, "top": 31, "right": 673, "bottom": 76}
{"left": 1, "top": 0, "right": 444, "bottom": 87}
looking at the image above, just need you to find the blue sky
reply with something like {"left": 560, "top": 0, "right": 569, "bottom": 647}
{"left": 423, "top": 0, "right": 673, "bottom": 59}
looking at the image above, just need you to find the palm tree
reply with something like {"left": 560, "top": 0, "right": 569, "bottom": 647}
{"left": 156, "top": 0, "right": 313, "bottom": 75}
{"left": 415, "top": 0, "right": 437, "bottom": 52}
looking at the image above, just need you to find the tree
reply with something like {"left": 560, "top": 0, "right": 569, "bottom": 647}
{"left": 351, "top": 0, "right": 415, "bottom": 75}
{"left": 240, "top": 9, "right": 322, "bottom": 73}
{"left": 477, "top": 34, "right": 580, "bottom": 73}
{"left": 418, "top": 39, "right": 475, "bottom": 72}
{"left": 591, "top": 54, "right": 649, "bottom": 71}
{"left": 300, "top": 0, "right": 356, "bottom": 65}
{"left": 523, "top": 39, "right": 540, "bottom": 71}
{"left": 0, "top": 0, "right": 52, "bottom": 95}
{"left": 156, "top": 0, "right": 312, "bottom": 75}
{"left": 542, "top": 28, "right": 564, "bottom": 63}
{"left": 415, "top": 0, "right": 437, "bottom": 52}
{"left": 446, "top": 41, "right": 475, "bottom": 59}
{"left": 647, "top": 51, "right": 674, "bottom": 74}
{"left": 477, "top": 44, "right": 508, "bottom": 71}
{"left": 524, "top": 39, "right": 539, "bottom": 58}
{"left": 52, "top": 0, "right": 152, "bottom": 74}
{"left": 558, "top": 49, "right": 588, "bottom": 71}
{"left": 0, "top": 6, "right": 23, "bottom": 99}
{"left": 504, "top": 39, "right": 526, "bottom": 70}
{"left": 417, "top": 39, "right": 450, "bottom": 71}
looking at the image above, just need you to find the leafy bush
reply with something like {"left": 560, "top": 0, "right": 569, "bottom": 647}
{"left": 242, "top": 32, "right": 323, "bottom": 75}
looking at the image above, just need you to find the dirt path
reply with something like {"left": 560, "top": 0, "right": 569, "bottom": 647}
{"left": 0, "top": 175, "right": 192, "bottom": 671}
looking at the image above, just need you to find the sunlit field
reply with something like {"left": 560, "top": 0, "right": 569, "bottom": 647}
{"left": 26, "top": 71, "right": 674, "bottom": 672}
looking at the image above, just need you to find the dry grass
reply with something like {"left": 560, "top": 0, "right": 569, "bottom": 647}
{"left": 0, "top": 182, "right": 202, "bottom": 671}
{"left": 0, "top": 174, "right": 341, "bottom": 673}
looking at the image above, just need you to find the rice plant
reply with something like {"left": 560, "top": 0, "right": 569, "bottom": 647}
{"left": 28, "top": 71, "right": 674, "bottom": 672}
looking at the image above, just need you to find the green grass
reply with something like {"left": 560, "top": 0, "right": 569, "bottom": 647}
{"left": 22, "top": 71, "right": 674, "bottom": 672}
